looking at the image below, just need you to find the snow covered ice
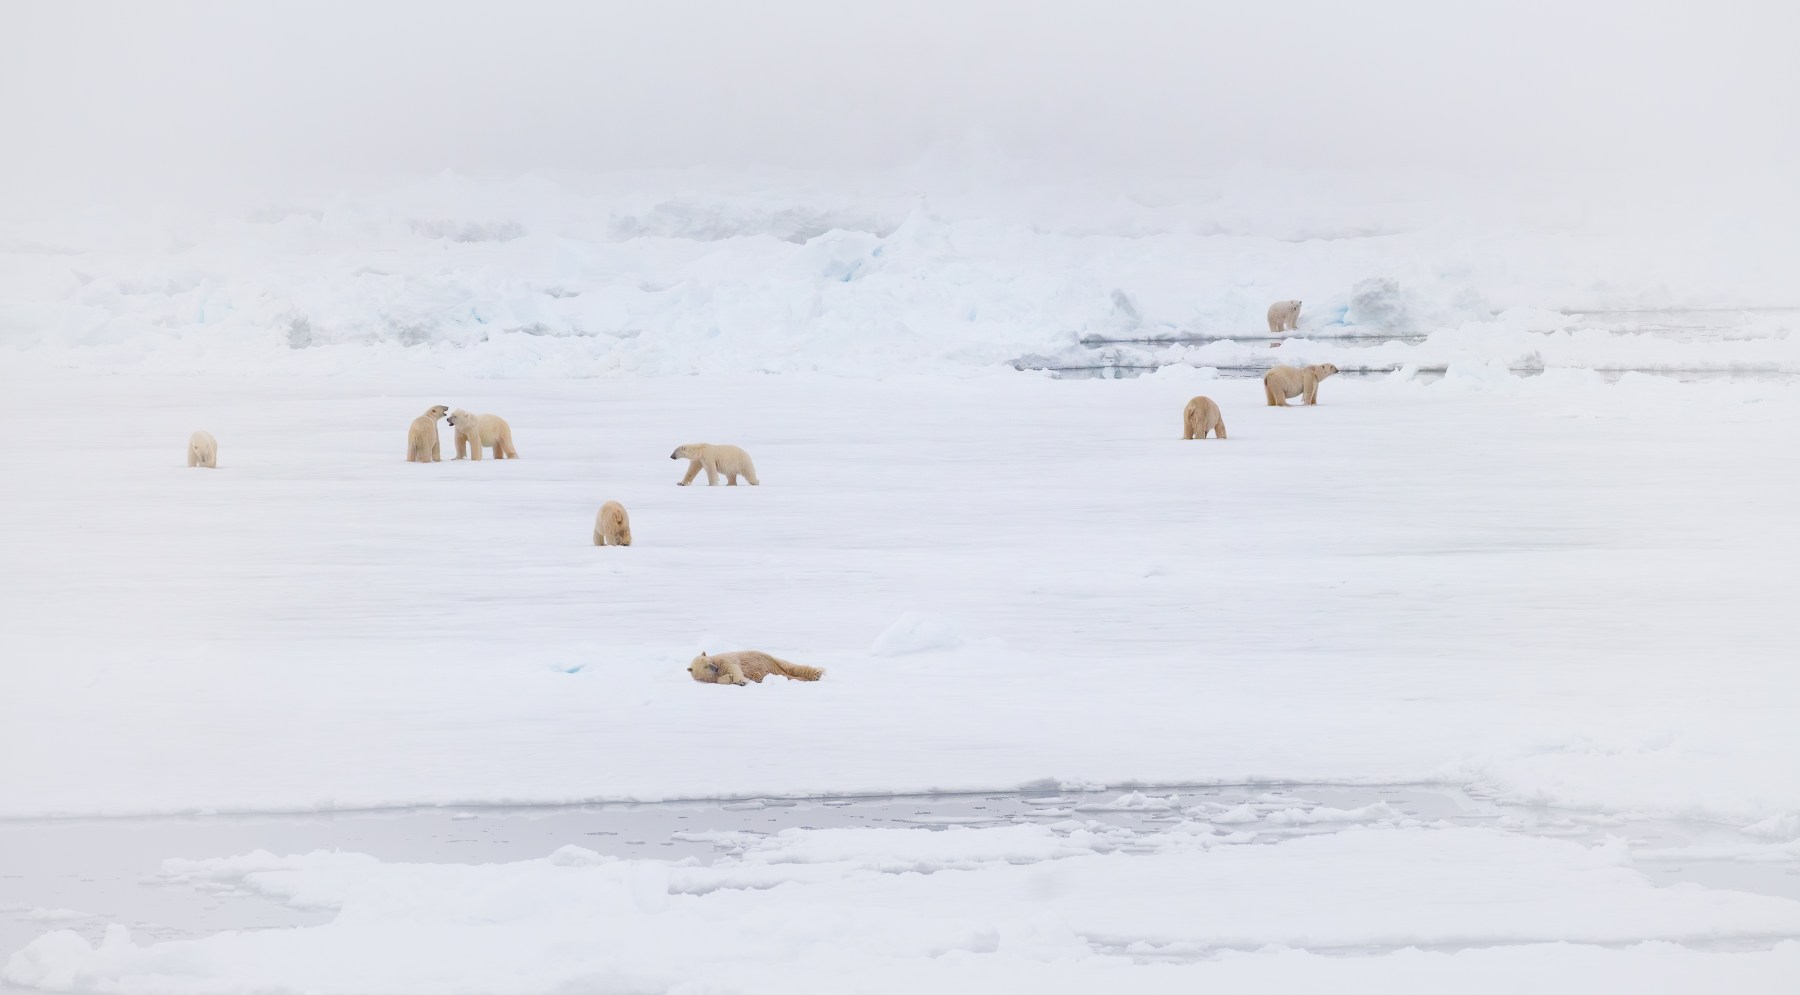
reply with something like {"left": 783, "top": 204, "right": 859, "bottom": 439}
{"left": 14, "top": 825, "right": 1800, "bottom": 994}
{"left": 5, "top": 179, "right": 1800, "bottom": 989}
{"left": 5, "top": 2, "right": 1800, "bottom": 989}
{"left": 4, "top": 362, "right": 1799, "bottom": 990}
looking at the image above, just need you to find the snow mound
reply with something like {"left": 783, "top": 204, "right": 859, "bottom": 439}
{"left": 1744, "top": 813, "right": 1800, "bottom": 841}
{"left": 1204, "top": 804, "right": 1261, "bottom": 825}
{"left": 1079, "top": 791, "right": 1183, "bottom": 812}
{"left": 870, "top": 612, "right": 965, "bottom": 657}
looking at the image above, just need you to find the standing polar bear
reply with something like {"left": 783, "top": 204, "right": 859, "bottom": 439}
{"left": 688, "top": 650, "right": 825, "bottom": 685}
{"left": 1263, "top": 363, "right": 1340, "bottom": 406}
{"left": 1181, "top": 396, "right": 1227, "bottom": 440}
{"left": 447, "top": 409, "right": 518, "bottom": 460}
{"left": 671, "top": 443, "right": 757, "bottom": 486}
{"left": 187, "top": 430, "right": 218, "bottom": 468}
{"left": 1267, "top": 300, "right": 1302, "bottom": 333}
{"left": 405, "top": 405, "right": 449, "bottom": 463}
{"left": 593, "top": 501, "right": 632, "bottom": 546}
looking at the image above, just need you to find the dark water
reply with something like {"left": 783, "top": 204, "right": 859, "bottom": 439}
{"left": 1037, "top": 363, "right": 1434, "bottom": 380}
{"left": 1031, "top": 307, "right": 1798, "bottom": 381}
{"left": 1080, "top": 332, "right": 1433, "bottom": 347}
{"left": 1038, "top": 363, "right": 1799, "bottom": 383}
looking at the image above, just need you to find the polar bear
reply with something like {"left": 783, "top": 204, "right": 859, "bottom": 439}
{"left": 594, "top": 500, "right": 631, "bottom": 546}
{"left": 447, "top": 409, "right": 517, "bottom": 460}
{"left": 1181, "top": 396, "right": 1227, "bottom": 439}
{"left": 187, "top": 430, "right": 218, "bottom": 468}
{"left": 671, "top": 443, "right": 757, "bottom": 486}
{"left": 1267, "top": 300, "right": 1302, "bottom": 333}
{"left": 1263, "top": 363, "right": 1340, "bottom": 406}
{"left": 688, "top": 650, "right": 825, "bottom": 685}
{"left": 405, "top": 405, "right": 449, "bottom": 463}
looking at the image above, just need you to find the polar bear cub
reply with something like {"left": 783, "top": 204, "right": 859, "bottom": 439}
{"left": 594, "top": 501, "right": 631, "bottom": 546}
{"left": 688, "top": 650, "right": 825, "bottom": 685}
{"left": 671, "top": 443, "right": 757, "bottom": 486}
{"left": 447, "top": 409, "right": 517, "bottom": 460}
{"left": 1267, "top": 300, "right": 1302, "bottom": 333}
{"left": 187, "top": 430, "right": 218, "bottom": 468}
{"left": 1263, "top": 363, "right": 1340, "bottom": 406}
{"left": 406, "top": 405, "right": 449, "bottom": 463}
{"left": 1181, "top": 396, "right": 1226, "bottom": 439}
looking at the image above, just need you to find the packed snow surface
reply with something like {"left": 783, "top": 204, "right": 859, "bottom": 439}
{"left": 2, "top": 370, "right": 1795, "bottom": 825}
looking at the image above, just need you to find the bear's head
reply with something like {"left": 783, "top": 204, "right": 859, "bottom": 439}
{"left": 670, "top": 444, "right": 701, "bottom": 460}
{"left": 1312, "top": 363, "right": 1339, "bottom": 378}
{"left": 446, "top": 408, "right": 475, "bottom": 429}
{"left": 688, "top": 652, "right": 722, "bottom": 683}
{"left": 424, "top": 405, "right": 449, "bottom": 420}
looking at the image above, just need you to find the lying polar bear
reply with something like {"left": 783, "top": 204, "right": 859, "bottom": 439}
{"left": 1181, "top": 395, "right": 1227, "bottom": 440}
{"left": 1267, "top": 299, "right": 1301, "bottom": 333}
{"left": 1263, "top": 363, "right": 1339, "bottom": 406}
{"left": 447, "top": 409, "right": 518, "bottom": 460}
{"left": 187, "top": 430, "right": 218, "bottom": 468}
{"left": 405, "top": 405, "right": 449, "bottom": 463}
{"left": 671, "top": 443, "right": 757, "bottom": 486}
{"left": 689, "top": 650, "right": 825, "bottom": 685}
{"left": 593, "top": 500, "right": 631, "bottom": 547}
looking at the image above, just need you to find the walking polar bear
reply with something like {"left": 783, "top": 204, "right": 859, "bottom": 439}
{"left": 593, "top": 501, "right": 631, "bottom": 546}
{"left": 671, "top": 443, "right": 757, "bottom": 486}
{"left": 1181, "top": 396, "right": 1227, "bottom": 440}
{"left": 187, "top": 430, "right": 218, "bottom": 468}
{"left": 1267, "top": 300, "right": 1302, "bottom": 333}
{"left": 1263, "top": 363, "right": 1340, "bottom": 406}
{"left": 405, "top": 405, "right": 449, "bottom": 463}
{"left": 688, "top": 650, "right": 825, "bottom": 685}
{"left": 448, "top": 409, "right": 518, "bottom": 460}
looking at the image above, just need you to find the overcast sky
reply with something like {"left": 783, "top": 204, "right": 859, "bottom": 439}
{"left": 3, "top": 0, "right": 1795, "bottom": 205}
